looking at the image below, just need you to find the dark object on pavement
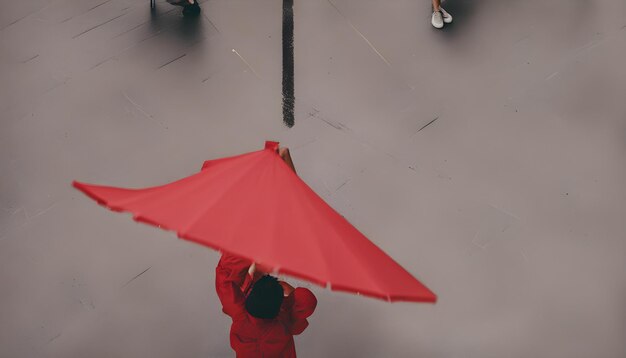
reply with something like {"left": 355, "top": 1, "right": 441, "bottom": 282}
{"left": 164, "top": 0, "right": 201, "bottom": 17}
{"left": 182, "top": 2, "right": 201, "bottom": 17}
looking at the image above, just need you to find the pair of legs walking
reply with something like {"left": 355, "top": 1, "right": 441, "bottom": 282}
{"left": 431, "top": 0, "right": 453, "bottom": 28}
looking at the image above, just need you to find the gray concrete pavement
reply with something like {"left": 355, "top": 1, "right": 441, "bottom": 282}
{"left": 1, "top": 0, "right": 625, "bottom": 357}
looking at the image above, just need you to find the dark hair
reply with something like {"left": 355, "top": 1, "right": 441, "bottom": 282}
{"left": 245, "top": 275, "right": 284, "bottom": 319}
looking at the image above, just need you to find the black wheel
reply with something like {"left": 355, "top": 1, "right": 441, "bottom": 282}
{"left": 150, "top": 0, "right": 155, "bottom": 9}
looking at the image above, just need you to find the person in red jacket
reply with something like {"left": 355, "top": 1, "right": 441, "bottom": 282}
{"left": 214, "top": 146, "right": 317, "bottom": 357}
{"left": 216, "top": 254, "right": 317, "bottom": 357}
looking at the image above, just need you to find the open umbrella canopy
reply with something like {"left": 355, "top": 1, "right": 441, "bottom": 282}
{"left": 73, "top": 141, "right": 436, "bottom": 303}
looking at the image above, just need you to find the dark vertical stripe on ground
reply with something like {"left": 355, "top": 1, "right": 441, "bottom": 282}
{"left": 282, "top": 0, "right": 295, "bottom": 127}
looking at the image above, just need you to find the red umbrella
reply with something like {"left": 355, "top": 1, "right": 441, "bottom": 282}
{"left": 73, "top": 141, "right": 436, "bottom": 303}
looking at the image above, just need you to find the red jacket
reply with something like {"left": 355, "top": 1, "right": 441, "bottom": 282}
{"left": 216, "top": 254, "right": 317, "bottom": 358}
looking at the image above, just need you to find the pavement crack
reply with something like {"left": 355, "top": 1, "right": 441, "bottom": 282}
{"left": 157, "top": 53, "right": 186, "bottom": 69}
{"left": 113, "top": 20, "right": 151, "bottom": 38}
{"left": 203, "top": 13, "right": 220, "bottom": 33}
{"left": 326, "top": 0, "right": 391, "bottom": 67}
{"left": 122, "top": 91, "right": 154, "bottom": 119}
{"left": 48, "top": 333, "right": 62, "bottom": 344}
{"left": 29, "top": 200, "right": 62, "bottom": 220}
{"left": 89, "top": 56, "right": 115, "bottom": 70}
{"left": 232, "top": 48, "right": 261, "bottom": 79}
{"left": 1, "top": 12, "right": 32, "bottom": 31}
{"left": 335, "top": 179, "right": 351, "bottom": 192}
{"left": 72, "top": 12, "right": 126, "bottom": 39}
{"left": 416, "top": 116, "right": 439, "bottom": 133}
{"left": 121, "top": 266, "right": 152, "bottom": 288}
{"left": 88, "top": 0, "right": 113, "bottom": 12}
{"left": 21, "top": 54, "right": 39, "bottom": 64}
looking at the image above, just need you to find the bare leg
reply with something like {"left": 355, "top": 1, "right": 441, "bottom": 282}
{"left": 279, "top": 281, "right": 295, "bottom": 296}
{"left": 432, "top": 0, "right": 440, "bottom": 11}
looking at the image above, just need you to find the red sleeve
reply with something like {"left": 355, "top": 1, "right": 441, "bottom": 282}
{"left": 215, "top": 253, "right": 252, "bottom": 320}
{"left": 282, "top": 287, "right": 317, "bottom": 335}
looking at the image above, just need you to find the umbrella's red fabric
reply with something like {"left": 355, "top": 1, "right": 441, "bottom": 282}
{"left": 73, "top": 141, "right": 436, "bottom": 303}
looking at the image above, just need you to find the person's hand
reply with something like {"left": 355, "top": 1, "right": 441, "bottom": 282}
{"left": 256, "top": 263, "right": 272, "bottom": 274}
{"left": 278, "top": 281, "right": 295, "bottom": 296}
{"left": 276, "top": 146, "right": 297, "bottom": 174}
{"left": 278, "top": 147, "right": 289, "bottom": 158}
{"left": 248, "top": 262, "right": 256, "bottom": 276}
{"left": 248, "top": 262, "right": 272, "bottom": 276}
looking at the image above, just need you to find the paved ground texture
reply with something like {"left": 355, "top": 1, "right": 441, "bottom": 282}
{"left": 1, "top": 0, "right": 626, "bottom": 357}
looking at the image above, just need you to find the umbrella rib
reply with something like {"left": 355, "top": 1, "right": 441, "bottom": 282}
{"left": 268, "top": 169, "right": 334, "bottom": 282}
{"left": 179, "top": 151, "right": 272, "bottom": 239}
{"left": 297, "top": 184, "right": 336, "bottom": 285}
{"left": 116, "top": 152, "right": 264, "bottom": 212}
{"left": 301, "top": 187, "right": 390, "bottom": 297}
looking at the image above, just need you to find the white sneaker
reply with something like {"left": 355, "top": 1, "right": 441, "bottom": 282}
{"left": 440, "top": 7, "right": 453, "bottom": 23}
{"left": 431, "top": 11, "right": 444, "bottom": 29}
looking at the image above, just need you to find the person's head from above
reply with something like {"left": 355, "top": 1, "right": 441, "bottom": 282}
{"left": 245, "top": 275, "right": 284, "bottom": 319}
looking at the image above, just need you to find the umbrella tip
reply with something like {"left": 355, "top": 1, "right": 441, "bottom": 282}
{"left": 265, "top": 141, "right": 279, "bottom": 151}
